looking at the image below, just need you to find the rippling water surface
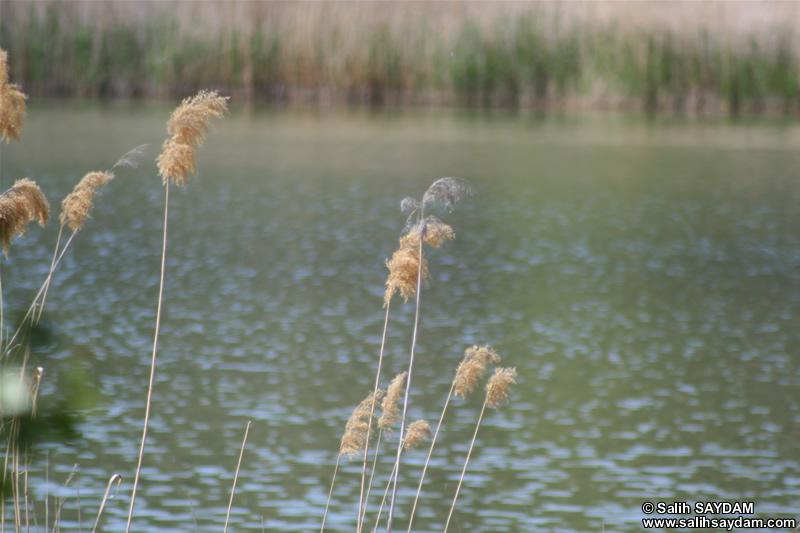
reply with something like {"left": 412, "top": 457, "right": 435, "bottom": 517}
{"left": 3, "top": 104, "right": 800, "bottom": 532}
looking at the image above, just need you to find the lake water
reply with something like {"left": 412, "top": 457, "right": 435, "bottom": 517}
{"left": 2, "top": 104, "right": 800, "bottom": 532}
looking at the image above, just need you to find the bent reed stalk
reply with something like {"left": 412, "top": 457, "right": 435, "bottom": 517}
{"left": 224, "top": 420, "right": 252, "bottom": 533}
{"left": 126, "top": 90, "right": 227, "bottom": 532}
{"left": 443, "top": 367, "right": 517, "bottom": 533}
{"left": 386, "top": 178, "right": 471, "bottom": 532}
{"left": 407, "top": 345, "right": 500, "bottom": 532}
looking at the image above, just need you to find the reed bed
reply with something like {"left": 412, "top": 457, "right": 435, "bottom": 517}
{"left": 0, "top": 1, "right": 798, "bottom": 114}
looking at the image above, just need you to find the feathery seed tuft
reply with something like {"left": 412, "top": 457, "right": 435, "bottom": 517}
{"left": 60, "top": 171, "right": 114, "bottom": 231}
{"left": 453, "top": 345, "right": 501, "bottom": 399}
{"left": 340, "top": 389, "right": 385, "bottom": 458}
{"left": 0, "top": 179, "right": 49, "bottom": 256}
{"left": 157, "top": 90, "right": 228, "bottom": 187}
{"left": 0, "top": 49, "right": 27, "bottom": 143}
{"left": 485, "top": 367, "right": 518, "bottom": 409}
{"left": 379, "top": 372, "right": 407, "bottom": 433}
{"left": 403, "top": 420, "right": 432, "bottom": 451}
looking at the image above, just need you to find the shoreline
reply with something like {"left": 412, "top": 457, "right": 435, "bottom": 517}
{"left": 1, "top": 1, "right": 798, "bottom": 117}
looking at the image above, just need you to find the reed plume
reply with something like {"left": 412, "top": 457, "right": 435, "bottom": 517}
{"left": 485, "top": 367, "right": 518, "bottom": 409}
{"left": 403, "top": 420, "right": 431, "bottom": 451}
{"left": 0, "top": 49, "right": 27, "bottom": 143}
{"left": 444, "top": 367, "right": 518, "bottom": 533}
{"left": 59, "top": 172, "right": 114, "bottom": 232}
{"left": 0, "top": 179, "right": 49, "bottom": 256}
{"left": 407, "top": 344, "right": 501, "bottom": 532}
{"left": 341, "top": 389, "right": 385, "bottom": 458}
{"left": 454, "top": 345, "right": 501, "bottom": 399}
{"left": 157, "top": 90, "right": 228, "bottom": 187}
{"left": 383, "top": 219, "right": 454, "bottom": 307}
{"left": 378, "top": 372, "right": 407, "bottom": 432}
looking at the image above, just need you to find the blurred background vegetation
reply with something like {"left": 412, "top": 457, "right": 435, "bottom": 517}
{"left": 1, "top": 0, "right": 798, "bottom": 116}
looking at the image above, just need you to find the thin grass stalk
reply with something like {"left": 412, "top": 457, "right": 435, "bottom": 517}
{"left": 224, "top": 420, "right": 252, "bottom": 533}
{"left": 2, "top": 229, "right": 78, "bottom": 359}
{"left": 386, "top": 230, "right": 424, "bottom": 532}
{"left": 406, "top": 382, "right": 455, "bottom": 532}
{"left": 443, "top": 400, "right": 487, "bottom": 533}
{"left": 92, "top": 474, "right": 122, "bottom": 533}
{"left": 24, "top": 367, "right": 42, "bottom": 533}
{"left": 126, "top": 183, "right": 170, "bottom": 533}
{"left": 357, "top": 304, "right": 390, "bottom": 533}
{"left": 2, "top": 415, "right": 15, "bottom": 533}
{"left": 372, "top": 460, "right": 398, "bottom": 533}
{"left": 36, "top": 224, "right": 64, "bottom": 324}
{"left": 53, "top": 465, "right": 78, "bottom": 533}
{"left": 319, "top": 455, "right": 342, "bottom": 533}
{"left": 358, "top": 428, "right": 383, "bottom": 531}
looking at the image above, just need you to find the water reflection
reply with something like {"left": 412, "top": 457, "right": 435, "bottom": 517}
{"left": 2, "top": 105, "right": 800, "bottom": 531}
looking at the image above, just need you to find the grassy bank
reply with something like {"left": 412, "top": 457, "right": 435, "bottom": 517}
{"left": 0, "top": 1, "right": 798, "bottom": 115}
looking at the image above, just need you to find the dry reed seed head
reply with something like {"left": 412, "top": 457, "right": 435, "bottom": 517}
{"left": 384, "top": 235, "right": 429, "bottom": 307}
{"left": 60, "top": 171, "right": 115, "bottom": 231}
{"left": 485, "top": 367, "right": 518, "bottom": 409}
{"left": 9, "top": 179, "right": 49, "bottom": 226}
{"left": 378, "top": 371, "right": 407, "bottom": 433}
{"left": 157, "top": 139, "right": 197, "bottom": 187}
{"left": 166, "top": 90, "right": 229, "bottom": 146}
{"left": 0, "top": 49, "right": 27, "bottom": 143}
{"left": 420, "top": 218, "right": 454, "bottom": 249}
{"left": 403, "top": 420, "right": 432, "bottom": 451}
{"left": 340, "top": 389, "right": 386, "bottom": 458}
{"left": 453, "top": 345, "right": 501, "bottom": 400}
{"left": 0, "top": 196, "right": 28, "bottom": 256}
{"left": 0, "top": 178, "right": 50, "bottom": 256}
{"left": 158, "top": 90, "right": 228, "bottom": 187}
{"left": 0, "top": 50, "right": 8, "bottom": 85}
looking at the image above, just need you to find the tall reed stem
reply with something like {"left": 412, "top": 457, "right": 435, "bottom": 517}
{"left": 386, "top": 231, "right": 424, "bottom": 532}
{"left": 320, "top": 455, "right": 342, "bottom": 533}
{"left": 443, "top": 399, "right": 487, "bottom": 533}
{"left": 358, "top": 428, "right": 383, "bottom": 531}
{"left": 224, "top": 420, "right": 251, "bottom": 533}
{"left": 373, "top": 460, "right": 398, "bottom": 533}
{"left": 406, "top": 383, "right": 455, "bottom": 532}
{"left": 358, "top": 304, "right": 390, "bottom": 533}
{"left": 126, "top": 183, "right": 170, "bottom": 532}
